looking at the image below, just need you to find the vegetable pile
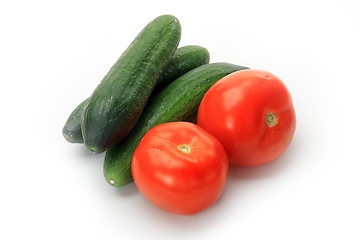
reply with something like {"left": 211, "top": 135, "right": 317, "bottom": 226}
{"left": 63, "top": 14, "right": 296, "bottom": 215}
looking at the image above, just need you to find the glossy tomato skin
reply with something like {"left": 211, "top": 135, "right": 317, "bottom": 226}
{"left": 131, "top": 122, "right": 228, "bottom": 215}
{"left": 197, "top": 69, "right": 296, "bottom": 166}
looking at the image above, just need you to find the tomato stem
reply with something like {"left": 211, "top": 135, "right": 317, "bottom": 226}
{"left": 178, "top": 144, "right": 191, "bottom": 153}
{"left": 266, "top": 112, "right": 278, "bottom": 127}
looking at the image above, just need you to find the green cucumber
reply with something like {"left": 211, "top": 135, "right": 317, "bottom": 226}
{"left": 62, "top": 98, "right": 89, "bottom": 143}
{"left": 104, "top": 62, "right": 249, "bottom": 187}
{"left": 154, "top": 45, "right": 210, "bottom": 91}
{"left": 82, "top": 15, "right": 181, "bottom": 153}
{"left": 62, "top": 45, "right": 209, "bottom": 144}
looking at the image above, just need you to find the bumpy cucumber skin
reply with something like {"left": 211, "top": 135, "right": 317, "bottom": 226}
{"left": 82, "top": 15, "right": 181, "bottom": 153}
{"left": 62, "top": 98, "right": 88, "bottom": 143}
{"left": 155, "top": 45, "right": 210, "bottom": 91}
{"left": 62, "top": 45, "right": 209, "bottom": 144}
{"left": 104, "top": 62, "right": 249, "bottom": 187}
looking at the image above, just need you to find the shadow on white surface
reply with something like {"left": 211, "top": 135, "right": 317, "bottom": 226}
{"left": 73, "top": 144, "right": 106, "bottom": 159}
{"left": 112, "top": 182, "right": 139, "bottom": 197}
{"left": 228, "top": 137, "right": 299, "bottom": 181}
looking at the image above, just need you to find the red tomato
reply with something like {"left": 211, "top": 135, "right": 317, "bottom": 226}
{"left": 131, "top": 121, "right": 228, "bottom": 215}
{"left": 197, "top": 69, "right": 296, "bottom": 166}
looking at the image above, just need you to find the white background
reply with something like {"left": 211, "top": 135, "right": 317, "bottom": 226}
{"left": 1, "top": 0, "right": 359, "bottom": 239}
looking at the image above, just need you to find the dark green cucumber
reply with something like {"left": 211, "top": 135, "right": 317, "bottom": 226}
{"left": 62, "top": 45, "right": 209, "bottom": 144}
{"left": 62, "top": 98, "right": 89, "bottom": 143}
{"left": 104, "top": 62, "right": 249, "bottom": 186}
{"left": 154, "top": 45, "right": 210, "bottom": 91}
{"left": 82, "top": 15, "right": 181, "bottom": 153}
